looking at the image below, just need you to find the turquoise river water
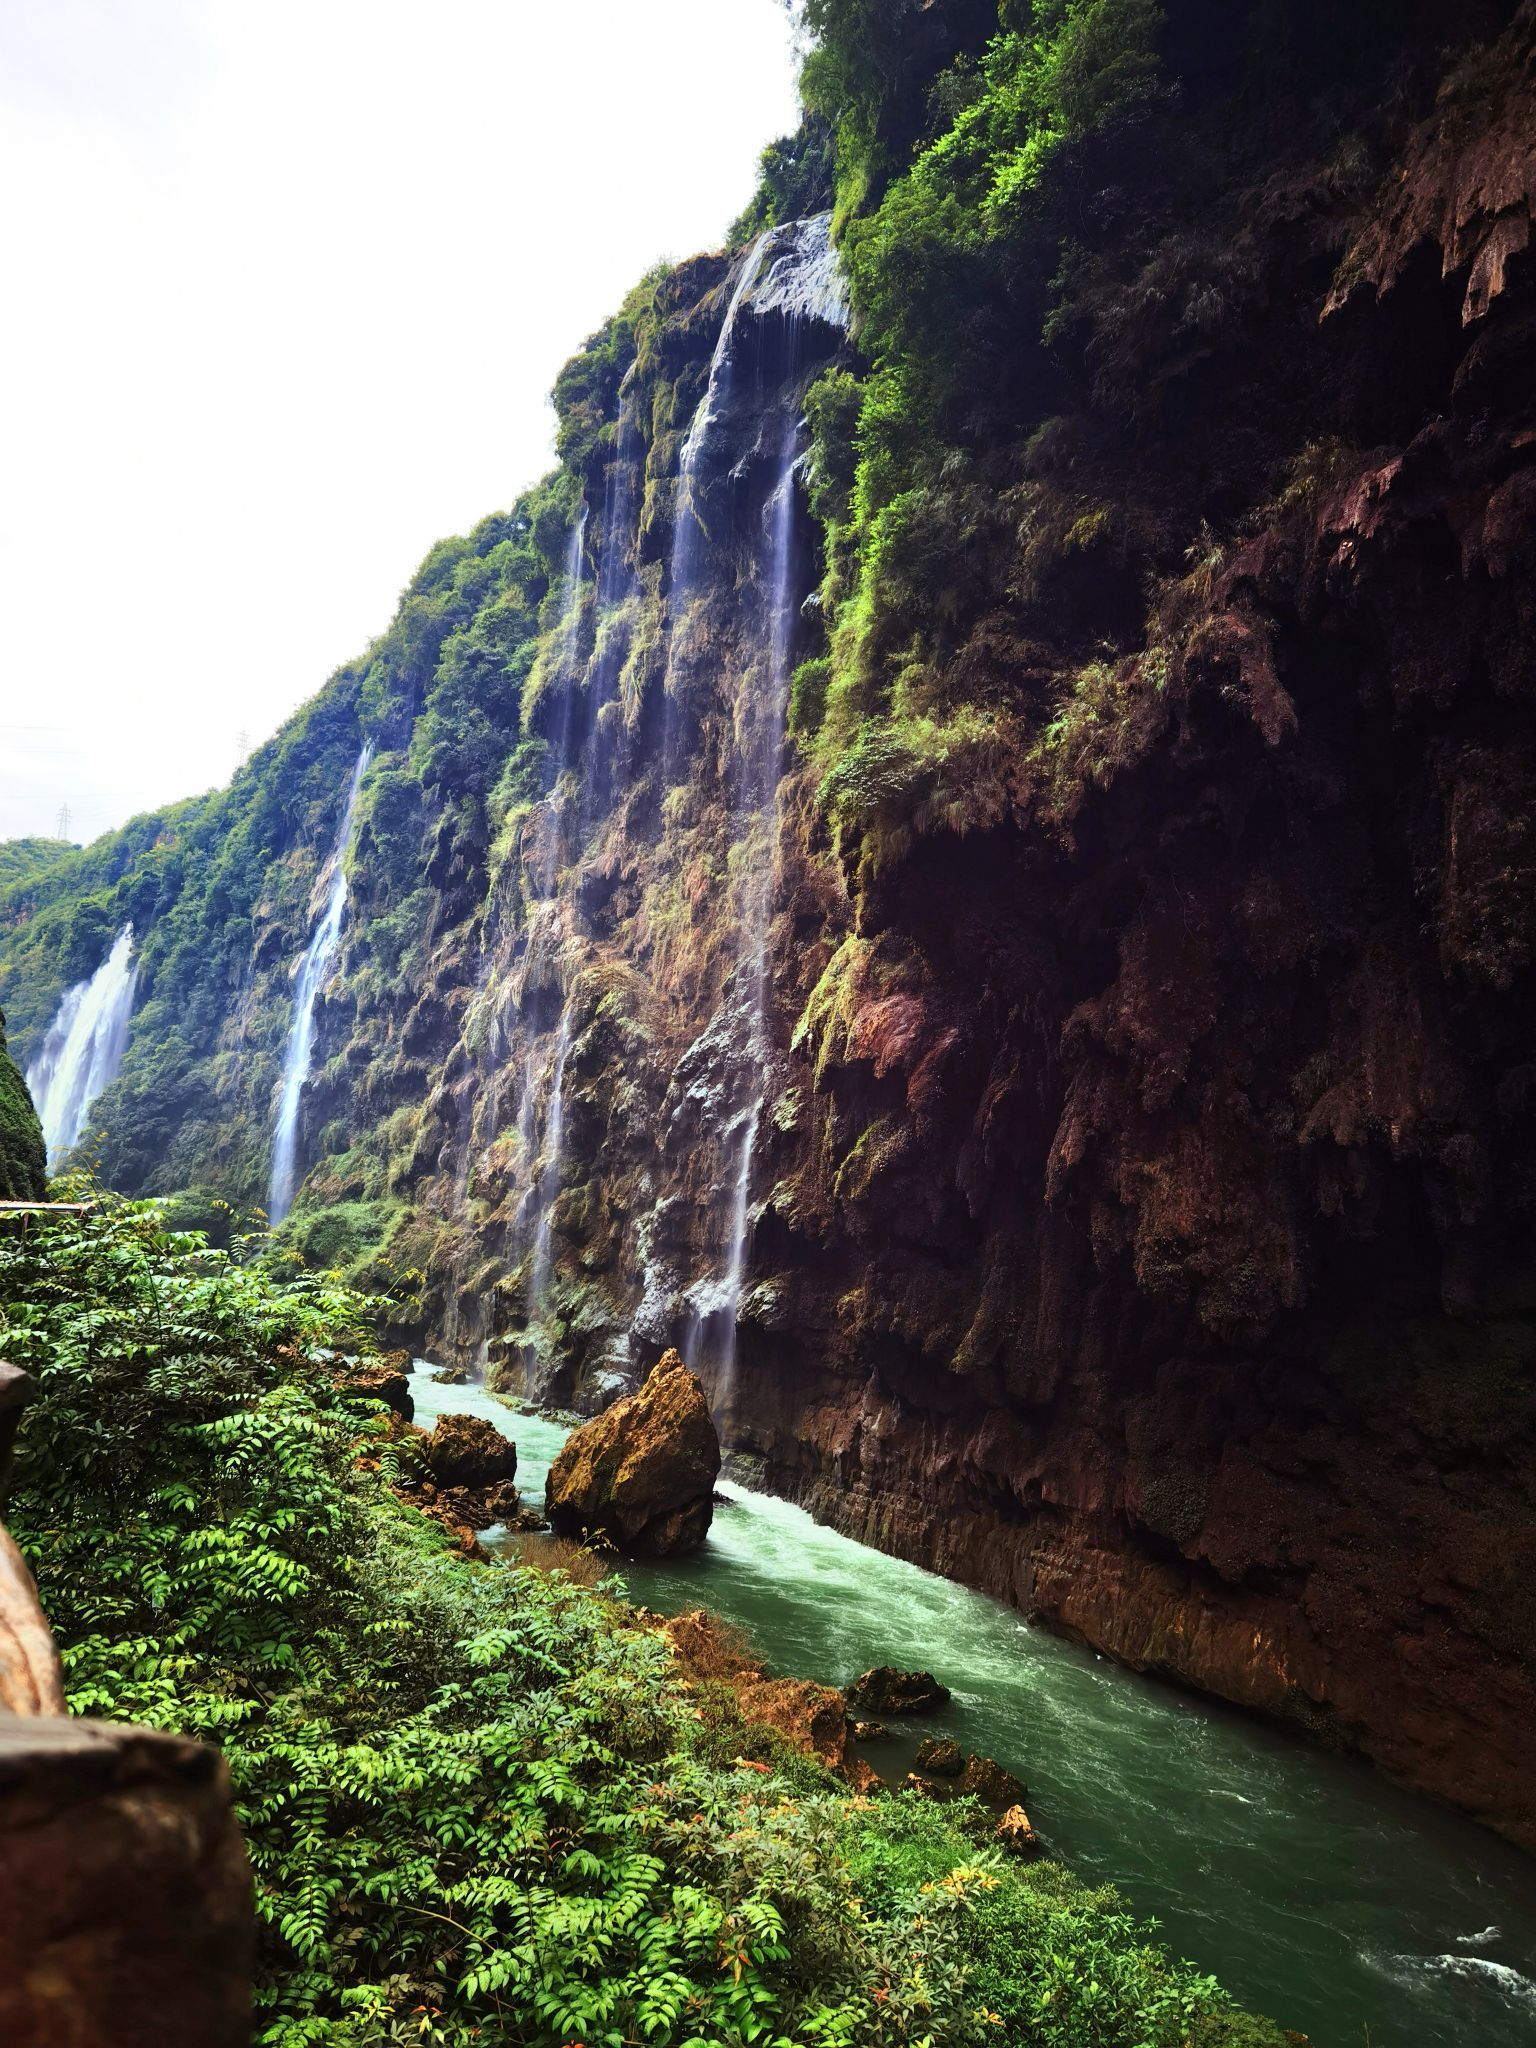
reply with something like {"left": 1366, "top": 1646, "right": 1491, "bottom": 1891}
{"left": 410, "top": 1364, "right": 1536, "bottom": 2048}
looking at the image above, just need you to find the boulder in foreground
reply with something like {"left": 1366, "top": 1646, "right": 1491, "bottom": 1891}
{"left": 425, "top": 1412, "right": 517, "bottom": 1489}
{"left": 546, "top": 1351, "right": 720, "bottom": 1556}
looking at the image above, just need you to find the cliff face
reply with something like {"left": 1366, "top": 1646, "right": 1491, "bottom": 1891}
{"left": 0, "top": 1016, "right": 44, "bottom": 1201}
{"left": 3, "top": 0, "right": 1536, "bottom": 1843}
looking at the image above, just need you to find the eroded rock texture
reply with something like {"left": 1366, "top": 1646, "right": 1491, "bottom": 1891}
{"left": 546, "top": 1351, "right": 720, "bottom": 1555}
{"left": 6, "top": 3, "right": 1536, "bottom": 1848}
{"left": 0, "top": 1715, "right": 252, "bottom": 2048}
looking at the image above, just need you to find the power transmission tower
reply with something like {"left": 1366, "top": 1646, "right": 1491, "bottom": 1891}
{"left": 235, "top": 729, "right": 250, "bottom": 772}
{"left": 55, "top": 804, "right": 71, "bottom": 841}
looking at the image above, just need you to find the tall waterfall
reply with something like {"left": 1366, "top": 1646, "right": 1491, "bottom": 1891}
{"left": 672, "top": 212, "right": 848, "bottom": 1400}
{"left": 711, "top": 428, "right": 805, "bottom": 1397}
{"left": 25, "top": 924, "right": 139, "bottom": 1168}
{"left": 668, "top": 228, "right": 775, "bottom": 614}
{"left": 267, "top": 742, "right": 372, "bottom": 1225}
{"left": 522, "top": 415, "right": 639, "bottom": 1339}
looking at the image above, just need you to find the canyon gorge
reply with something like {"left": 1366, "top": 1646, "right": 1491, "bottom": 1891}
{"left": 5, "top": 0, "right": 1536, "bottom": 1877}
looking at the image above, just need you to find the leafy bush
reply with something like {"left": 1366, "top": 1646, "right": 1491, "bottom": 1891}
{"left": 0, "top": 1192, "right": 1285, "bottom": 2048}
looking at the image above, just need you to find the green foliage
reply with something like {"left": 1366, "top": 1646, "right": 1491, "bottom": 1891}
{"left": 0, "top": 1194, "right": 1279, "bottom": 2047}
{"left": 0, "top": 1007, "right": 45, "bottom": 1199}
{"left": 731, "top": 120, "right": 838, "bottom": 243}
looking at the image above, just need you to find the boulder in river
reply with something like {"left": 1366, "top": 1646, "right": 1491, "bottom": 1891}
{"left": 335, "top": 1362, "right": 413, "bottom": 1421}
{"left": 847, "top": 1666, "right": 952, "bottom": 1715}
{"left": 960, "top": 1753, "right": 1026, "bottom": 1806}
{"left": 914, "top": 1736, "right": 964, "bottom": 1777}
{"left": 850, "top": 1719, "right": 887, "bottom": 1741}
{"left": 425, "top": 1412, "right": 517, "bottom": 1490}
{"left": 545, "top": 1350, "right": 720, "bottom": 1556}
{"left": 995, "top": 1804, "right": 1041, "bottom": 1855}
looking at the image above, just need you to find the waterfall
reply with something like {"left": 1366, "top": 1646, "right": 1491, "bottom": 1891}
{"left": 527, "top": 1004, "right": 574, "bottom": 1326}
{"left": 706, "top": 427, "right": 805, "bottom": 1405}
{"left": 669, "top": 228, "right": 775, "bottom": 610}
{"left": 25, "top": 924, "right": 138, "bottom": 1168}
{"left": 267, "top": 742, "right": 372, "bottom": 1225}
{"left": 519, "top": 414, "right": 641, "bottom": 1341}
{"left": 672, "top": 212, "right": 848, "bottom": 1405}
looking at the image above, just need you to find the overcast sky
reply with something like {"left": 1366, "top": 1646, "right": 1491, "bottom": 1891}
{"left": 0, "top": 0, "right": 801, "bottom": 845}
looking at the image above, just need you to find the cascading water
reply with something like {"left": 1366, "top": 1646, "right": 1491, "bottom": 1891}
{"left": 267, "top": 742, "right": 372, "bottom": 1225}
{"left": 706, "top": 429, "right": 804, "bottom": 1406}
{"left": 668, "top": 213, "right": 847, "bottom": 1405}
{"left": 521, "top": 415, "right": 640, "bottom": 1338}
{"left": 25, "top": 924, "right": 139, "bottom": 1168}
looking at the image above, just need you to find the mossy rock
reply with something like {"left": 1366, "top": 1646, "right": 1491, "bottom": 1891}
{"left": 0, "top": 1013, "right": 45, "bottom": 1201}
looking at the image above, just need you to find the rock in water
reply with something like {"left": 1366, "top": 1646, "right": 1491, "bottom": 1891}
{"left": 425, "top": 1413, "right": 517, "bottom": 1489}
{"left": 914, "top": 1735, "right": 964, "bottom": 1776}
{"left": 846, "top": 1666, "right": 952, "bottom": 1715}
{"left": 545, "top": 1350, "right": 720, "bottom": 1556}
{"left": 996, "top": 1804, "right": 1041, "bottom": 1855}
{"left": 960, "top": 1753, "right": 1027, "bottom": 1806}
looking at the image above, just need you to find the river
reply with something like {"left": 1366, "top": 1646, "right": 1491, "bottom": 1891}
{"left": 409, "top": 1364, "right": 1536, "bottom": 2048}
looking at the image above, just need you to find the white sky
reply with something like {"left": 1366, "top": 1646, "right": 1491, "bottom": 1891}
{"left": 0, "top": 0, "right": 801, "bottom": 845}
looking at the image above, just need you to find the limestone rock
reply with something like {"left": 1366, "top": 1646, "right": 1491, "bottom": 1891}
{"left": 960, "top": 1754, "right": 1027, "bottom": 1806}
{"left": 847, "top": 1666, "right": 951, "bottom": 1715}
{"left": 996, "top": 1803, "right": 1041, "bottom": 1855}
{"left": 914, "top": 1736, "right": 963, "bottom": 1776}
{"left": 0, "top": 1715, "right": 253, "bottom": 2044}
{"left": 0, "top": 1522, "right": 63, "bottom": 1718}
{"left": 546, "top": 1351, "right": 720, "bottom": 1556}
{"left": 336, "top": 1362, "right": 414, "bottom": 1420}
{"left": 850, "top": 1718, "right": 887, "bottom": 1741}
{"left": 426, "top": 1412, "right": 517, "bottom": 1489}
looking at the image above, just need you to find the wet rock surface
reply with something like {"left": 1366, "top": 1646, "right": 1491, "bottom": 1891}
{"left": 847, "top": 1667, "right": 952, "bottom": 1716}
{"left": 996, "top": 1804, "right": 1041, "bottom": 1856}
{"left": 960, "top": 1754, "right": 1027, "bottom": 1806}
{"left": 914, "top": 1735, "right": 964, "bottom": 1776}
{"left": 425, "top": 1412, "right": 517, "bottom": 1490}
{"left": 546, "top": 1351, "right": 720, "bottom": 1557}
{"left": 335, "top": 1362, "right": 414, "bottom": 1420}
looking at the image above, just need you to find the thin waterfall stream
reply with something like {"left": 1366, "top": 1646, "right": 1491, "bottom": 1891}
{"left": 25, "top": 923, "right": 139, "bottom": 1168}
{"left": 409, "top": 1363, "right": 1536, "bottom": 2048}
{"left": 268, "top": 742, "right": 373, "bottom": 1224}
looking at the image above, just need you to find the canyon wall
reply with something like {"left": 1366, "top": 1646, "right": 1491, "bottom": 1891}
{"left": 3, "top": 0, "right": 1535, "bottom": 1844}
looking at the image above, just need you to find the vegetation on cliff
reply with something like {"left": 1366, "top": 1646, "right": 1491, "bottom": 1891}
{"left": 0, "top": 1193, "right": 1285, "bottom": 2047}
{"left": 2, "top": 0, "right": 1535, "bottom": 1846}
{"left": 0, "top": 1012, "right": 44, "bottom": 1200}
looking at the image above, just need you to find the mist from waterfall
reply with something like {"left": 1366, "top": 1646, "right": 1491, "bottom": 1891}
{"left": 25, "top": 924, "right": 139, "bottom": 1168}
{"left": 267, "top": 742, "right": 373, "bottom": 1225}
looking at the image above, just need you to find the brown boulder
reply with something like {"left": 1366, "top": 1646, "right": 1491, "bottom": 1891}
{"left": 960, "top": 1754, "right": 1027, "bottom": 1806}
{"left": 425, "top": 1412, "right": 516, "bottom": 1489}
{"left": 847, "top": 1666, "right": 951, "bottom": 1715}
{"left": 336, "top": 1363, "right": 414, "bottom": 1420}
{"left": 545, "top": 1351, "right": 720, "bottom": 1556}
{"left": 996, "top": 1803, "right": 1041, "bottom": 1854}
{"left": 914, "top": 1736, "right": 964, "bottom": 1776}
{"left": 0, "top": 1716, "right": 253, "bottom": 2045}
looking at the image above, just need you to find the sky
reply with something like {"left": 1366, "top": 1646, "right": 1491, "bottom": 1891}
{"left": 0, "top": 0, "right": 802, "bottom": 845}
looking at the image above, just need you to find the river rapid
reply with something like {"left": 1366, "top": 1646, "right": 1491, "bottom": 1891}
{"left": 409, "top": 1364, "right": 1536, "bottom": 2048}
